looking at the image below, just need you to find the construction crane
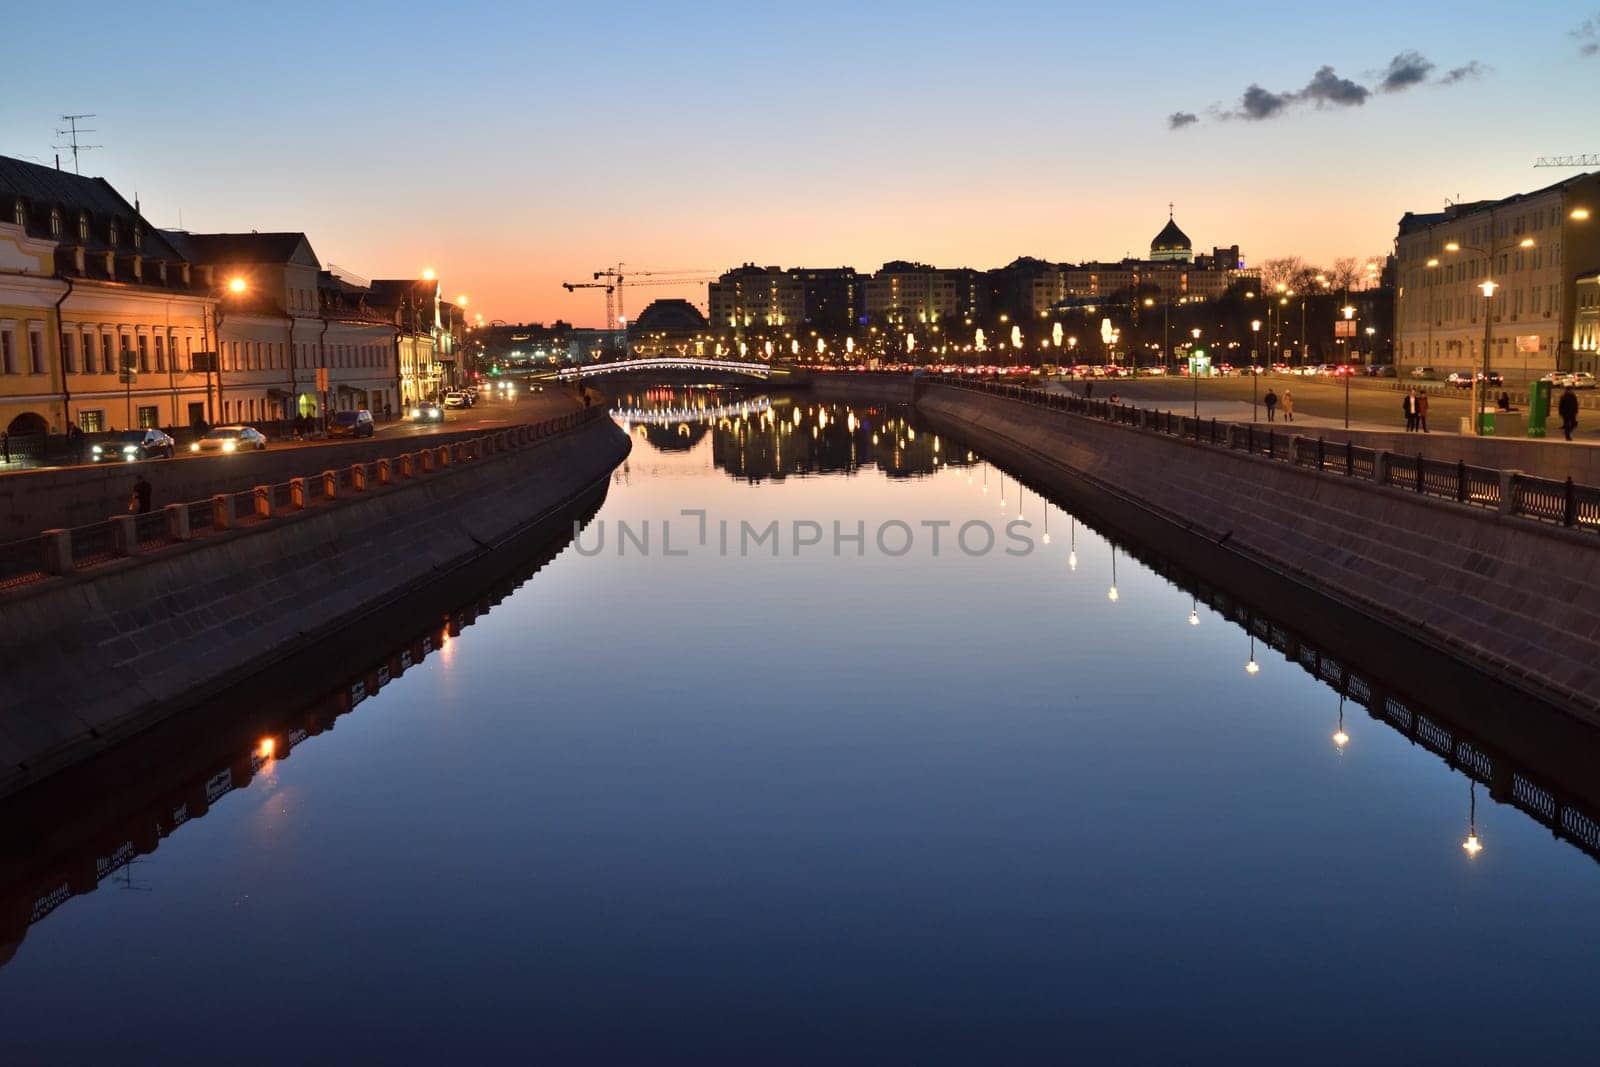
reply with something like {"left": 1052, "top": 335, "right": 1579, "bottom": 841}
{"left": 561, "top": 281, "right": 618, "bottom": 349}
{"left": 1534, "top": 155, "right": 1600, "bottom": 168}
{"left": 592, "top": 264, "right": 717, "bottom": 326}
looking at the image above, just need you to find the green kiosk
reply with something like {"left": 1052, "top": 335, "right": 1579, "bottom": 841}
{"left": 1527, "top": 379, "right": 1551, "bottom": 438}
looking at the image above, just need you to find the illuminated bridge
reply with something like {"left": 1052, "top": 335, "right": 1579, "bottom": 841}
{"left": 612, "top": 396, "right": 772, "bottom": 427}
{"left": 555, "top": 356, "right": 773, "bottom": 381}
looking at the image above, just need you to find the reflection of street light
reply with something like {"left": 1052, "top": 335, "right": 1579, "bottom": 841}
{"left": 1107, "top": 545, "right": 1119, "bottom": 602}
{"left": 1245, "top": 634, "right": 1260, "bottom": 674}
{"left": 1188, "top": 597, "right": 1199, "bottom": 626}
{"left": 1463, "top": 780, "right": 1484, "bottom": 856}
{"left": 1333, "top": 694, "right": 1349, "bottom": 749}
{"left": 1068, "top": 516, "right": 1077, "bottom": 571}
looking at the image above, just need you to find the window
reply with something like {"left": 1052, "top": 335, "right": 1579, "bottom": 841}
{"left": 28, "top": 328, "right": 44, "bottom": 373}
{"left": 79, "top": 409, "right": 104, "bottom": 433}
{"left": 108, "top": 221, "right": 119, "bottom": 246}
{"left": 62, "top": 332, "right": 76, "bottom": 374}
{"left": 11, "top": 200, "right": 23, "bottom": 227}
{"left": 154, "top": 335, "right": 165, "bottom": 371}
{"left": 49, "top": 208, "right": 61, "bottom": 237}
{"left": 102, "top": 335, "right": 115, "bottom": 374}
{"left": 0, "top": 327, "right": 14, "bottom": 373}
{"left": 137, "top": 406, "right": 158, "bottom": 429}
{"left": 77, "top": 213, "right": 88, "bottom": 240}
{"left": 137, "top": 334, "right": 149, "bottom": 373}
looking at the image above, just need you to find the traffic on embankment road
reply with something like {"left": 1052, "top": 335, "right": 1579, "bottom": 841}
{"left": 0, "top": 385, "right": 597, "bottom": 539}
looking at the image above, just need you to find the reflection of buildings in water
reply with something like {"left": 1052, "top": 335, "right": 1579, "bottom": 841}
{"left": 711, "top": 403, "right": 971, "bottom": 483}
{"left": 0, "top": 497, "right": 601, "bottom": 970}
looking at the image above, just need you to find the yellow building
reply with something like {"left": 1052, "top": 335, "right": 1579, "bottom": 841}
{"left": 1, "top": 156, "right": 213, "bottom": 442}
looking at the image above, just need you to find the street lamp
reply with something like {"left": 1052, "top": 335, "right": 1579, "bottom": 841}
{"left": 1190, "top": 326, "right": 1202, "bottom": 422}
{"left": 1342, "top": 305, "right": 1356, "bottom": 429}
{"left": 1250, "top": 319, "right": 1262, "bottom": 421}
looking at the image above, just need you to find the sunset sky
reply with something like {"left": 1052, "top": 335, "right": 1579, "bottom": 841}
{"left": 4, "top": 1, "right": 1595, "bottom": 326}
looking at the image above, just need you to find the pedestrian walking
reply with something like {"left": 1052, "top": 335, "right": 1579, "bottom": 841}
{"left": 1403, "top": 390, "right": 1416, "bottom": 432}
{"left": 1416, "top": 391, "right": 1429, "bottom": 433}
{"left": 1559, "top": 386, "right": 1580, "bottom": 441}
{"left": 1263, "top": 388, "right": 1278, "bottom": 422}
{"left": 131, "top": 475, "right": 153, "bottom": 514}
{"left": 1084, "top": 380, "right": 1094, "bottom": 400}
{"left": 1281, "top": 390, "right": 1294, "bottom": 423}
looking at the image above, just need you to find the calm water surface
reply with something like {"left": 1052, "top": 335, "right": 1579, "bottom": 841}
{"left": 2, "top": 389, "right": 1597, "bottom": 1064}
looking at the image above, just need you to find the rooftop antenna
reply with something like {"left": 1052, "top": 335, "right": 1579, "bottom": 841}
{"left": 53, "top": 113, "right": 101, "bottom": 175}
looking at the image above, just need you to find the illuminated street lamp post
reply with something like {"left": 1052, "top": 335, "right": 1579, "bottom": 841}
{"left": 1250, "top": 319, "right": 1262, "bottom": 422}
{"left": 1190, "top": 326, "right": 1202, "bottom": 423}
{"left": 1342, "top": 305, "right": 1356, "bottom": 429}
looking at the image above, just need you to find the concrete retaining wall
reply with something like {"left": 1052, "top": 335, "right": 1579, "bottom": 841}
{"left": 1273, "top": 426, "right": 1600, "bottom": 485}
{"left": 0, "top": 417, "right": 630, "bottom": 794}
{"left": 914, "top": 384, "right": 1600, "bottom": 720}
{"left": 0, "top": 426, "right": 528, "bottom": 540}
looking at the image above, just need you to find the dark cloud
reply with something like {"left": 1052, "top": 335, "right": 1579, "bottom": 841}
{"left": 1439, "top": 61, "right": 1487, "bottom": 84}
{"left": 1379, "top": 50, "right": 1434, "bottom": 91}
{"left": 1234, "top": 84, "right": 1290, "bottom": 121}
{"left": 1300, "top": 66, "right": 1370, "bottom": 107}
{"left": 1572, "top": 15, "right": 1599, "bottom": 56}
{"left": 1167, "top": 111, "right": 1198, "bottom": 130}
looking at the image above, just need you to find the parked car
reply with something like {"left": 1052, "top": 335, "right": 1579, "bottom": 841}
{"left": 443, "top": 391, "right": 468, "bottom": 408}
{"left": 190, "top": 425, "right": 267, "bottom": 453}
{"left": 1477, "top": 371, "right": 1504, "bottom": 387}
{"left": 1410, "top": 366, "right": 1438, "bottom": 379}
{"left": 328, "top": 409, "right": 375, "bottom": 438}
{"left": 91, "top": 428, "right": 175, "bottom": 462}
{"left": 1569, "top": 371, "right": 1596, "bottom": 390}
{"left": 1446, "top": 372, "right": 1475, "bottom": 388}
{"left": 1365, "top": 364, "right": 1397, "bottom": 377}
{"left": 409, "top": 401, "right": 445, "bottom": 423}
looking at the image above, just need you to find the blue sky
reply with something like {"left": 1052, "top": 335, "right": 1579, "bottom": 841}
{"left": 3, "top": 1, "right": 1594, "bottom": 322}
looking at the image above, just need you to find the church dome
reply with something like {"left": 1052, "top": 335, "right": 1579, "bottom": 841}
{"left": 1150, "top": 210, "right": 1193, "bottom": 263}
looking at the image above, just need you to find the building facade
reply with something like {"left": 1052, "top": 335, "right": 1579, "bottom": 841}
{"left": 1395, "top": 173, "right": 1600, "bottom": 375}
{"left": 1, "top": 156, "right": 214, "bottom": 438}
{"left": 708, "top": 265, "right": 806, "bottom": 330}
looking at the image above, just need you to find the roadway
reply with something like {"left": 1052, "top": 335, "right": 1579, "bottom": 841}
{"left": 1051, "top": 373, "right": 1600, "bottom": 441}
{"left": 0, "top": 385, "right": 586, "bottom": 476}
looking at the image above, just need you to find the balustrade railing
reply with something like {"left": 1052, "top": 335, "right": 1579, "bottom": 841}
{"left": 0, "top": 407, "right": 605, "bottom": 589}
{"left": 928, "top": 374, "right": 1599, "bottom": 534}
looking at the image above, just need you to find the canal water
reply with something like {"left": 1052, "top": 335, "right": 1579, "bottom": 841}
{"left": 3, "top": 389, "right": 1598, "bottom": 1063}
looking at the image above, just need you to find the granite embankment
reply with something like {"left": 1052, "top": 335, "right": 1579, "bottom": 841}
{"left": 0, "top": 412, "right": 629, "bottom": 796}
{"left": 0, "top": 425, "right": 536, "bottom": 539}
{"left": 807, "top": 374, "right": 1599, "bottom": 719}
{"left": 907, "top": 382, "right": 1600, "bottom": 720}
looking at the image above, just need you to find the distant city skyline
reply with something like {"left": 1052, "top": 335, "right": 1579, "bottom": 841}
{"left": 3, "top": 0, "right": 1594, "bottom": 325}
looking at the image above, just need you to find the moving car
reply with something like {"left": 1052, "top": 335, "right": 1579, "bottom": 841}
{"left": 92, "top": 428, "right": 175, "bottom": 462}
{"left": 1410, "top": 366, "right": 1438, "bottom": 379}
{"left": 409, "top": 401, "right": 444, "bottom": 423}
{"left": 1446, "top": 372, "right": 1474, "bottom": 388}
{"left": 328, "top": 409, "right": 375, "bottom": 438}
{"left": 190, "top": 425, "right": 267, "bottom": 453}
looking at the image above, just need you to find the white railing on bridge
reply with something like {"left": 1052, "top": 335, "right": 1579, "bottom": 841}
{"left": 556, "top": 357, "right": 772, "bottom": 380}
{"left": 612, "top": 397, "right": 772, "bottom": 427}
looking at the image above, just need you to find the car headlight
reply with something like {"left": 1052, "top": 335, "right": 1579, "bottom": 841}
{"left": 223, "top": 440, "right": 236, "bottom": 452}
{"left": 92, "top": 444, "right": 103, "bottom": 454}
{"left": 410, "top": 408, "right": 421, "bottom": 418}
{"left": 123, "top": 445, "right": 138, "bottom": 453}
{"left": 190, "top": 442, "right": 201, "bottom": 452}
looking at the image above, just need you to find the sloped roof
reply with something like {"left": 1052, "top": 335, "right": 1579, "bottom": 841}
{"left": 166, "top": 231, "right": 315, "bottom": 266}
{"left": 0, "top": 153, "right": 185, "bottom": 262}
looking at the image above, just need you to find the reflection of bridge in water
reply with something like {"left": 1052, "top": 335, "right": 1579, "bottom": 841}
{"left": 612, "top": 395, "right": 772, "bottom": 427}
{"left": 557, "top": 356, "right": 773, "bottom": 381}
{"left": 0, "top": 494, "right": 602, "bottom": 969}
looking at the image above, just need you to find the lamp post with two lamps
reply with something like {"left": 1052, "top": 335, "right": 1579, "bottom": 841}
{"left": 1441, "top": 220, "right": 1535, "bottom": 435}
{"left": 1250, "top": 319, "right": 1262, "bottom": 421}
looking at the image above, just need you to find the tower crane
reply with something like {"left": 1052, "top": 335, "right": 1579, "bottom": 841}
{"left": 1533, "top": 155, "right": 1600, "bottom": 168}
{"left": 561, "top": 281, "right": 620, "bottom": 354}
{"left": 592, "top": 264, "right": 717, "bottom": 326}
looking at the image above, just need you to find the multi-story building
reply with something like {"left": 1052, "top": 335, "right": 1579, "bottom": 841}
{"left": 787, "top": 267, "right": 860, "bottom": 331}
{"left": 1395, "top": 172, "right": 1600, "bottom": 375}
{"left": 370, "top": 278, "right": 442, "bottom": 404}
{"left": 865, "top": 262, "right": 983, "bottom": 325}
{"left": 708, "top": 265, "right": 806, "bottom": 330}
{"left": 168, "top": 233, "right": 405, "bottom": 423}
{"left": 1575, "top": 271, "right": 1600, "bottom": 372}
{"left": 1, "top": 155, "right": 213, "bottom": 438}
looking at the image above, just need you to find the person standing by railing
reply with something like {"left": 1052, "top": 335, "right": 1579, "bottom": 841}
{"left": 1416, "top": 391, "right": 1429, "bottom": 434}
{"left": 1559, "top": 387, "right": 1580, "bottom": 441}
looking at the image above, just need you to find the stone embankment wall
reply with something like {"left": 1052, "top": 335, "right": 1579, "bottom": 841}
{"left": 0, "top": 416, "right": 629, "bottom": 795}
{"left": 1278, "top": 427, "right": 1600, "bottom": 485}
{"left": 912, "top": 384, "right": 1600, "bottom": 721}
{"left": 0, "top": 427, "right": 522, "bottom": 540}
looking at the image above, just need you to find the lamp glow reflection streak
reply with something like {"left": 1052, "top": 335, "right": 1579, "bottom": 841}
{"left": 1464, "top": 781, "right": 1484, "bottom": 856}
{"left": 1107, "top": 545, "right": 1119, "bottom": 602}
{"left": 1068, "top": 517, "right": 1077, "bottom": 571}
{"left": 1245, "top": 634, "right": 1260, "bottom": 674}
{"left": 1333, "top": 694, "right": 1349, "bottom": 749}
